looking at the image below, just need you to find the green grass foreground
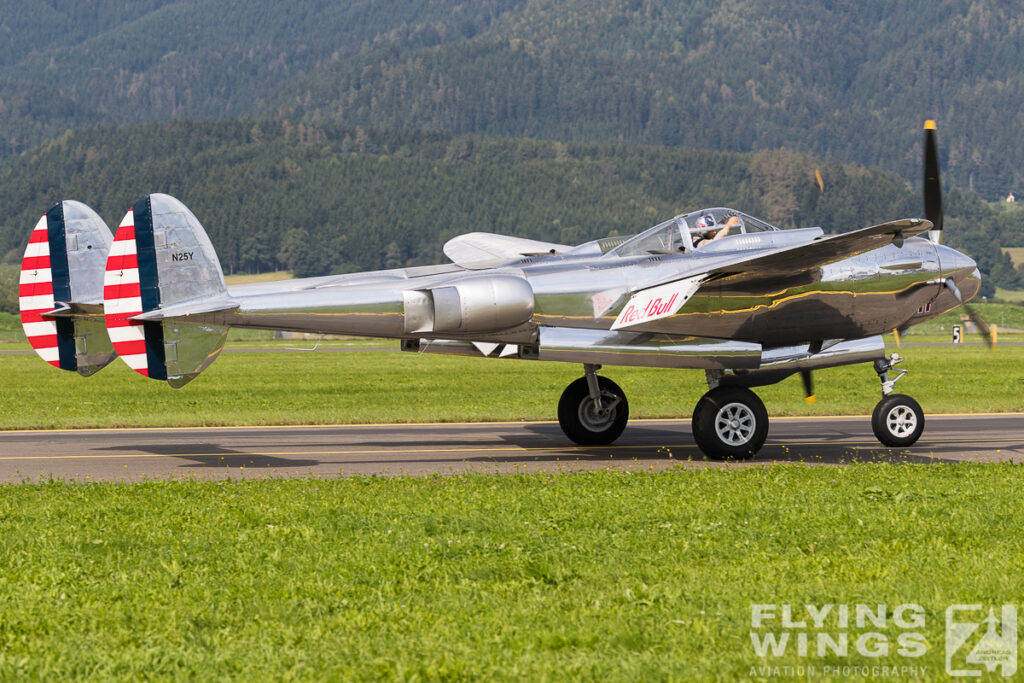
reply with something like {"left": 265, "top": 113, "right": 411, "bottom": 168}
{"left": 0, "top": 344, "right": 1022, "bottom": 430}
{"left": 0, "top": 465, "right": 1020, "bottom": 679}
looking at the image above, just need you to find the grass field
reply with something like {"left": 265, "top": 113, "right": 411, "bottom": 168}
{"left": 995, "top": 286, "right": 1024, "bottom": 303}
{"left": 0, "top": 311, "right": 22, "bottom": 342}
{"left": 223, "top": 270, "right": 293, "bottom": 284}
{"left": 0, "top": 465, "right": 1020, "bottom": 679}
{"left": 1003, "top": 246, "right": 1024, "bottom": 268}
{"left": 899, "top": 302, "right": 1024, "bottom": 333}
{"left": 1, "top": 305, "right": 1022, "bottom": 679}
{"left": 1, "top": 342, "right": 1023, "bottom": 430}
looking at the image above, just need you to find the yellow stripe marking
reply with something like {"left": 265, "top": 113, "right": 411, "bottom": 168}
{"left": 1, "top": 413, "right": 1021, "bottom": 435}
{"left": 0, "top": 444, "right": 671, "bottom": 462}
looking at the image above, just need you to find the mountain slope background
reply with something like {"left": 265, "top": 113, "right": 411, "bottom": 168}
{"left": 2, "top": 0, "right": 1024, "bottom": 198}
{"left": 1, "top": 0, "right": 1024, "bottom": 315}
{"left": 1, "top": 120, "right": 1021, "bottom": 317}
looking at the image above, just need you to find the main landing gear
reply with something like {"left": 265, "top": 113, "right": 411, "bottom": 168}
{"left": 691, "top": 384, "right": 769, "bottom": 460}
{"left": 556, "top": 364, "right": 769, "bottom": 458}
{"left": 556, "top": 353, "right": 925, "bottom": 457}
{"left": 557, "top": 364, "right": 629, "bottom": 445}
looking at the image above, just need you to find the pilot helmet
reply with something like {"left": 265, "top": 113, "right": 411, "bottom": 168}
{"left": 695, "top": 214, "right": 716, "bottom": 229}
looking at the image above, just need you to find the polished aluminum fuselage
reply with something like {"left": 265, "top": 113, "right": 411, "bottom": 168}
{"left": 530, "top": 238, "right": 976, "bottom": 345}
{"left": 217, "top": 233, "right": 979, "bottom": 355}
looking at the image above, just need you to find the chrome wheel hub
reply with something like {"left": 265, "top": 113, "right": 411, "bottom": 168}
{"left": 715, "top": 402, "right": 756, "bottom": 446}
{"left": 579, "top": 393, "right": 618, "bottom": 431}
{"left": 885, "top": 405, "right": 918, "bottom": 437}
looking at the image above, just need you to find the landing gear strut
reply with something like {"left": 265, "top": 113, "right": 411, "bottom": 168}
{"left": 554, "top": 352, "right": 924, "bottom": 454}
{"left": 557, "top": 364, "right": 629, "bottom": 445}
{"left": 871, "top": 353, "right": 924, "bottom": 447}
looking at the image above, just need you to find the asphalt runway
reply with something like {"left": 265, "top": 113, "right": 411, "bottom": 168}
{"left": 0, "top": 414, "right": 1020, "bottom": 482}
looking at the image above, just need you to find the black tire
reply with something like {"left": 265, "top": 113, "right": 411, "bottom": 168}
{"left": 557, "top": 376, "right": 629, "bottom": 446}
{"left": 871, "top": 394, "right": 925, "bottom": 447}
{"left": 691, "top": 386, "right": 769, "bottom": 460}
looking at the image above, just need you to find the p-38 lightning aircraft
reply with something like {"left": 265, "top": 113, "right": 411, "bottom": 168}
{"left": 19, "top": 123, "right": 981, "bottom": 458}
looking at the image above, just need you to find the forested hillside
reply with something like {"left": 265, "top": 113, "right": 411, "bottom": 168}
{"left": 0, "top": 0, "right": 521, "bottom": 153}
{"left": 2, "top": 1, "right": 1024, "bottom": 198}
{"left": 1, "top": 120, "right": 1021, "bottom": 316}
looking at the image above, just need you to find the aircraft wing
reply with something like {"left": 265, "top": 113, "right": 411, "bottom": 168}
{"left": 705, "top": 219, "right": 932, "bottom": 282}
{"left": 444, "top": 232, "right": 572, "bottom": 269}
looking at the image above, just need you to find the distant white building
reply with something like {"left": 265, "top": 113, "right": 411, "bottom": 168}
{"left": 1007, "top": 192, "right": 1016, "bottom": 203}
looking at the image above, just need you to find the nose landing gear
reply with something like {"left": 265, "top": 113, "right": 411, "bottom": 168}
{"left": 871, "top": 353, "right": 924, "bottom": 447}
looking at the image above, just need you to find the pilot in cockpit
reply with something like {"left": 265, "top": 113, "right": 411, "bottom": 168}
{"left": 692, "top": 213, "right": 740, "bottom": 248}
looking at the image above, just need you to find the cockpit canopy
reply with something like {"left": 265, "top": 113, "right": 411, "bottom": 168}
{"left": 609, "top": 208, "right": 779, "bottom": 258}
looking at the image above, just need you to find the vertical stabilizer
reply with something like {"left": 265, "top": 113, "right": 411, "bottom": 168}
{"left": 19, "top": 201, "right": 117, "bottom": 376}
{"left": 103, "top": 194, "right": 232, "bottom": 387}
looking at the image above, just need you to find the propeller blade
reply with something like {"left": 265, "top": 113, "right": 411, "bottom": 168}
{"left": 963, "top": 304, "right": 994, "bottom": 350}
{"left": 943, "top": 276, "right": 964, "bottom": 304}
{"left": 941, "top": 278, "right": 993, "bottom": 349}
{"left": 923, "top": 120, "right": 943, "bottom": 242}
{"left": 800, "top": 370, "right": 815, "bottom": 405}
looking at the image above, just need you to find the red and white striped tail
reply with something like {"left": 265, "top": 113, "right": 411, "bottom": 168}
{"left": 103, "top": 208, "right": 152, "bottom": 377}
{"left": 19, "top": 200, "right": 116, "bottom": 376}
{"left": 19, "top": 215, "right": 60, "bottom": 367}
{"left": 99, "top": 193, "right": 230, "bottom": 387}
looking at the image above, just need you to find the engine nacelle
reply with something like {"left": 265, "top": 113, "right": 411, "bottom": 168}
{"left": 404, "top": 275, "right": 534, "bottom": 334}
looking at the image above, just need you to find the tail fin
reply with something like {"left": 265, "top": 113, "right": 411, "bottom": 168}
{"left": 104, "top": 193, "right": 236, "bottom": 388}
{"left": 19, "top": 200, "right": 118, "bottom": 376}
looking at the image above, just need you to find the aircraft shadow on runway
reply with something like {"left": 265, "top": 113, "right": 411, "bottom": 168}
{"left": 95, "top": 443, "right": 321, "bottom": 469}
{"left": 90, "top": 419, "right": 967, "bottom": 472}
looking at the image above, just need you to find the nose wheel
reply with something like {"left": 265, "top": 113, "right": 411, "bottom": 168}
{"left": 872, "top": 353, "right": 925, "bottom": 447}
{"left": 557, "top": 365, "right": 629, "bottom": 445}
{"left": 872, "top": 394, "right": 925, "bottom": 447}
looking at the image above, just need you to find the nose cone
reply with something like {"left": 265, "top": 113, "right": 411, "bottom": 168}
{"left": 939, "top": 245, "right": 980, "bottom": 302}
{"left": 941, "top": 246, "right": 977, "bottom": 273}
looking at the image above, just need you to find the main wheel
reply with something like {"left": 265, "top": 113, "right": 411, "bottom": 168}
{"left": 871, "top": 394, "right": 924, "bottom": 447}
{"left": 557, "top": 376, "right": 629, "bottom": 445}
{"left": 691, "top": 386, "right": 769, "bottom": 460}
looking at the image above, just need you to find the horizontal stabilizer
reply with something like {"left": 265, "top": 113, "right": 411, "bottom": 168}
{"left": 19, "top": 201, "right": 117, "bottom": 376}
{"left": 130, "top": 298, "right": 238, "bottom": 321}
{"left": 41, "top": 301, "right": 105, "bottom": 319}
{"left": 444, "top": 232, "right": 572, "bottom": 269}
